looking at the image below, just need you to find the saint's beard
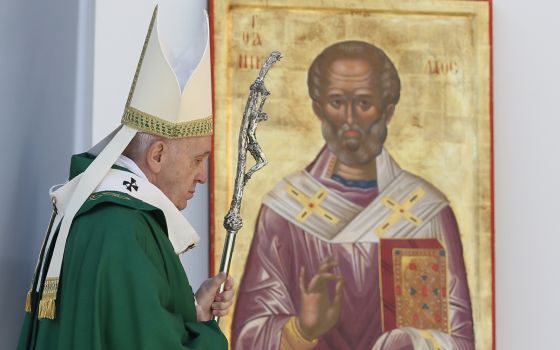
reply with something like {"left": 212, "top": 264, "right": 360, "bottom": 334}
{"left": 321, "top": 115, "right": 388, "bottom": 166}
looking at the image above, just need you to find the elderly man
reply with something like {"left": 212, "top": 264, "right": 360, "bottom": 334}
{"left": 18, "top": 7, "right": 233, "bottom": 350}
{"left": 232, "top": 41, "right": 474, "bottom": 349}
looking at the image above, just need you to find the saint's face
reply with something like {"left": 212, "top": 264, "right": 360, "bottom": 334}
{"left": 158, "top": 135, "right": 211, "bottom": 210}
{"left": 315, "top": 58, "right": 389, "bottom": 166}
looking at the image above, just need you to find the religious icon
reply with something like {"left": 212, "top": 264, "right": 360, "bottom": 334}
{"left": 211, "top": 1, "right": 493, "bottom": 349}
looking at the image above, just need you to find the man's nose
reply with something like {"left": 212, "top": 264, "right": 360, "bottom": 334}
{"left": 344, "top": 100, "right": 356, "bottom": 124}
{"left": 196, "top": 162, "right": 208, "bottom": 184}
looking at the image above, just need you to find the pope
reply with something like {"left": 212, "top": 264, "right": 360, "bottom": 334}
{"left": 18, "top": 6, "right": 233, "bottom": 349}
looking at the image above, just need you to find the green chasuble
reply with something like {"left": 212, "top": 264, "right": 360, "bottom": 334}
{"left": 18, "top": 154, "right": 227, "bottom": 349}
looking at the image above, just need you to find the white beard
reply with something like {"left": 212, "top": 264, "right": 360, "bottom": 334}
{"left": 321, "top": 114, "right": 388, "bottom": 166}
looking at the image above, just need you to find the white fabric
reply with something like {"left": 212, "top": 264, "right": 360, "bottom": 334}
{"left": 264, "top": 171, "right": 363, "bottom": 241}
{"left": 376, "top": 149, "right": 404, "bottom": 190}
{"left": 35, "top": 216, "right": 63, "bottom": 293}
{"left": 130, "top": 14, "right": 181, "bottom": 121}
{"left": 44, "top": 125, "right": 138, "bottom": 283}
{"left": 158, "top": 2, "right": 206, "bottom": 90}
{"left": 129, "top": 9, "right": 212, "bottom": 123}
{"left": 93, "top": 168, "right": 199, "bottom": 254}
{"left": 36, "top": 157, "right": 199, "bottom": 291}
{"left": 331, "top": 171, "right": 448, "bottom": 243}
{"left": 391, "top": 327, "right": 455, "bottom": 350}
{"left": 114, "top": 154, "right": 148, "bottom": 180}
{"left": 262, "top": 150, "right": 449, "bottom": 243}
{"left": 36, "top": 177, "right": 83, "bottom": 292}
{"left": 177, "top": 11, "right": 211, "bottom": 121}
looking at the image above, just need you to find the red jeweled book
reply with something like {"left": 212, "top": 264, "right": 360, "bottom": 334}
{"left": 379, "top": 239, "right": 449, "bottom": 333}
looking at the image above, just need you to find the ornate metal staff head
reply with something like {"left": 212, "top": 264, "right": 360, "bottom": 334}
{"left": 223, "top": 51, "right": 282, "bottom": 232}
{"left": 215, "top": 51, "right": 282, "bottom": 324}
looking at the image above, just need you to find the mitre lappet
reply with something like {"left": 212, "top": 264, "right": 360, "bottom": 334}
{"left": 25, "top": 5, "right": 213, "bottom": 320}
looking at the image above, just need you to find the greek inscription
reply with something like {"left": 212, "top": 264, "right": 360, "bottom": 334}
{"left": 238, "top": 15, "right": 264, "bottom": 70}
{"left": 238, "top": 54, "right": 263, "bottom": 69}
{"left": 428, "top": 59, "right": 458, "bottom": 75}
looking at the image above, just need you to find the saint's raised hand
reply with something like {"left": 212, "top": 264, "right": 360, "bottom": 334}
{"left": 297, "top": 256, "right": 344, "bottom": 340}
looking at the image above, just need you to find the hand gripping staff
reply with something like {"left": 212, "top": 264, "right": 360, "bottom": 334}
{"left": 214, "top": 51, "right": 282, "bottom": 323}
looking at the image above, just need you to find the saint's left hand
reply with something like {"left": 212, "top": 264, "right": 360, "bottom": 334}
{"left": 194, "top": 272, "right": 235, "bottom": 321}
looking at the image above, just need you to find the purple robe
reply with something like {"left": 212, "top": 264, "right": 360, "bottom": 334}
{"left": 231, "top": 147, "right": 474, "bottom": 349}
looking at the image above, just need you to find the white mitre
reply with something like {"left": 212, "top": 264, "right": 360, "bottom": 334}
{"left": 29, "top": 5, "right": 212, "bottom": 320}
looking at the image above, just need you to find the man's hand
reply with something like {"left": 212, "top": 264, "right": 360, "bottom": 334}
{"left": 297, "top": 256, "right": 344, "bottom": 340}
{"left": 194, "top": 272, "right": 235, "bottom": 321}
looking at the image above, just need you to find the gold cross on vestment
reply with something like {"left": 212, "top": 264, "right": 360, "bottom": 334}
{"left": 419, "top": 330, "right": 444, "bottom": 350}
{"left": 285, "top": 185, "right": 339, "bottom": 225}
{"left": 375, "top": 187, "right": 425, "bottom": 236}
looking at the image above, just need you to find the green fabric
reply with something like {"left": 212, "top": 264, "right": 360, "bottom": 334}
{"left": 68, "top": 152, "right": 130, "bottom": 180}
{"left": 18, "top": 154, "right": 227, "bottom": 349}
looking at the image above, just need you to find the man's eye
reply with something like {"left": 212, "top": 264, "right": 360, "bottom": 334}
{"left": 359, "top": 100, "right": 372, "bottom": 110}
{"left": 329, "top": 99, "right": 342, "bottom": 108}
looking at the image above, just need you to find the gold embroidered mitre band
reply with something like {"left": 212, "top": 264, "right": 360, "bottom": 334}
{"left": 122, "top": 107, "right": 213, "bottom": 138}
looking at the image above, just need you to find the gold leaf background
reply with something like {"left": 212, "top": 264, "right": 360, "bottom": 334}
{"left": 212, "top": 1, "right": 492, "bottom": 348}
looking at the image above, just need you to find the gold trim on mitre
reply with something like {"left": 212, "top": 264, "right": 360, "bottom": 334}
{"left": 122, "top": 106, "right": 213, "bottom": 138}
{"left": 125, "top": 6, "right": 158, "bottom": 108}
{"left": 122, "top": 5, "right": 214, "bottom": 138}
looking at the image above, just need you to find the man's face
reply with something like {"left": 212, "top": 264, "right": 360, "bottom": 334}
{"left": 314, "top": 58, "right": 390, "bottom": 166}
{"left": 157, "top": 135, "right": 211, "bottom": 210}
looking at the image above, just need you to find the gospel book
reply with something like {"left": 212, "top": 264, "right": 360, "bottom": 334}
{"left": 379, "top": 239, "right": 449, "bottom": 333}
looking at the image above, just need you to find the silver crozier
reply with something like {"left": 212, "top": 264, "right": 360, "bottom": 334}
{"left": 214, "top": 51, "right": 282, "bottom": 323}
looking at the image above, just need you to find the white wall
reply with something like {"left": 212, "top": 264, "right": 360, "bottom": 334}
{"left": 493, "top": 0, "right": 560, "bottom": 348}
{"left": 93, "top": 0, "right": 210, "bottom": 290}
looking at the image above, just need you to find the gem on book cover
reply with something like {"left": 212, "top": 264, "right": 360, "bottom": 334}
{"left": 382, "top": 240, "right": 450, "bottom": 333}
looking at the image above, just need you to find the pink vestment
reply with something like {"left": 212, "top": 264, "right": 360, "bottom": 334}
{"left": 231, "top": 147, "right": 474, "bottom": 349}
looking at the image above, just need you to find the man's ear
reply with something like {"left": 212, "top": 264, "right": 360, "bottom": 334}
{"left": 312, "top": 101, "right": 323, "bottom": 121}
{"left": 384, "top": 104, "right": 396, "bottom": 124}
{"left": 145, "top": 140, "right": 167, "bottom": 174}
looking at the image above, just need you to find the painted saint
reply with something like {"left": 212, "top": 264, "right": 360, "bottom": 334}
{"left": 231, "top": 41, "right": 474, "bottom": 350}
